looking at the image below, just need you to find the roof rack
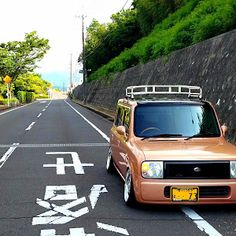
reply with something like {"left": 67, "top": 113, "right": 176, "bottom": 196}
{"left": 126, "top": 85, "right": 202, "bottom": 99}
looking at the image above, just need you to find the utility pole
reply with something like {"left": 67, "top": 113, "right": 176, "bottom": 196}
{"left": 81, "top": 14, "right": 87, "bottom": 102}
{"left": 70, "top": 53, "right": 73, "bottom": 90}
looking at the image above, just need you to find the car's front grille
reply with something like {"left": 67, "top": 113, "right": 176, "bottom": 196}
{"left": 164, "top": 186, "right": 230, "bottom": 198}
{"left": 164, "top": 161, "right": 230, "bottom": 179}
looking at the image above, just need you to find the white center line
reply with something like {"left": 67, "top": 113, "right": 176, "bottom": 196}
{"left": 0, "top": 143, "right": 19, "bottom": 168}
{"left": 42, "top": 109, "right": 46, "bottom": 112}
{"left": 181, "top": 207, "right": 222, "bottom": 236}
{"left": 37, "top": 113, "right": 42, "bottom": 118}
{"left": 25, "top": 122, "right": 36, "bottom": 131}
{"left": 64, "top": 100, "right": 110, "bottom": 142}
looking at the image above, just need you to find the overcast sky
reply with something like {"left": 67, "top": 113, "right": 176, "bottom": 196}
{"left": 0, "top": 0, "right": 133, "bottom": 89}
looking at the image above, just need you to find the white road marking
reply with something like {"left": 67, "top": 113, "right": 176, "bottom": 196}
{"left": 37, "top": 113, "right": 42, "bottom": 118}
{"left": 181, "top": 207, "right": 222, "bottom": 236}
{"left": 0, "top": 143, "right": 19, "bottom": 168}
{"left": 42, "top": 109, "right": 46, "bottom": 112}
{"left": 33, "top": 184, "right": 90, "bottom": 225}
{"left": 0, "top": 143, "right": 108, "bottom": 148}
{"left": 44, "top": 152, "right": 94, "bottom": 175}
{"left": 44, "top": 185, "right": 78, "bottom": 200}
{"left": 97, "top": 222, "right": 129, "bottom": 235}
{"left": 41, "top": 228, "right": 95, "bottom": 236}
{"left": 25, "top": 122, "right": 36, "bottom": 131}
{"left": 32, "top": 198, "right": 89, "bottom": 225}
{"left": 64, "top": 100, "right": 110, "bottom": 142}
{"left": 89, "top": 185, "right": 108, "bottom": 209}
{"left": 37, "top": 197, "right": 87, "bottom": 217}
{"left": 0, "top": 102, "right": 36, "bottom": 116}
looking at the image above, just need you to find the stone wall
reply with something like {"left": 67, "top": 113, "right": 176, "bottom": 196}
{"left": 73, "top": 30, "right": 236, "bottom": 143}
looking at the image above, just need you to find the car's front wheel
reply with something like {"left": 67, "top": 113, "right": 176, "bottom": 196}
{"left": 106, "top": 147, "right": 115, "bottom": 173}
{"left": 124, "top": 169, "right": 136, "bottom": 206}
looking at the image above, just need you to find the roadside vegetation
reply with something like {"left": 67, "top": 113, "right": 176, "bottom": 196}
{"left": 83, "top": 0, "right": 236, "bottom": 82}
{"left": 0, "top": 31, "right": 51, "bottom": 106}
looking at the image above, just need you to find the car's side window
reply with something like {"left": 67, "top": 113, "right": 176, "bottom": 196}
{"left": 115, "top": 106, "right": 123, "bottom": 127}
{"left": 115, "top": 106, "right": 130, "bottom": 131}
{"left": 124, "top": 109, "right": 130, "bottom": 133}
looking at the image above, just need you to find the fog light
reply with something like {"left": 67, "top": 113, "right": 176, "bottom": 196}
{"left": 230, "top": 161, "right": 236, "bottom": 178}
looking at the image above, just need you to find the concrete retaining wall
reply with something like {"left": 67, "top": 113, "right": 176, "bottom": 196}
{"left": 73, "top": 30, "right": 236, "bottom": 143}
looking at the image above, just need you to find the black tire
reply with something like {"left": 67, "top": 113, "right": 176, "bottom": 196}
{"left": 106, "top": 147, "right": 115, "bottom": 174}
{"left": 124, "top": 169, "right": 136, "bottom": 206}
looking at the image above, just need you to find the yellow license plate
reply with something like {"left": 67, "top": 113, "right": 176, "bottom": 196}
{"left": 171, "top": 187, "right": 199, "bottom": 202}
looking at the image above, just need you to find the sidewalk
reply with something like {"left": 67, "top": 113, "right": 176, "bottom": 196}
{"left": 0, "top": 105, "right": 11, "bottom": 112}
{"left": 72, "top": 99, "right": 115, "bottom": 122}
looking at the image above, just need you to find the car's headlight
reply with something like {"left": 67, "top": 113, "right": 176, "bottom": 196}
{"left": 141, "top": 161, "right": 163, "bottom": 178}
{"left": 230, "top": 161, "right": 236, "bottom": 178}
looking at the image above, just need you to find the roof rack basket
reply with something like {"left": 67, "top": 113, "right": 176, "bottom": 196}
{"left": 126, "top": 85, "right": 202, "bottom": 99}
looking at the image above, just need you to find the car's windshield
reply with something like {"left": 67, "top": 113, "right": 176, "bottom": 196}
{"left": 134, "top": 102, "right": 221, "bottom": 138}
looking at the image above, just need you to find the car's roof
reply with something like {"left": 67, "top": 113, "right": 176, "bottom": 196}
{"left": 137, "top": 99, "right": 205, "bottom": 105}
{"left": 118, "top": 98, "right": 207, "bottom": 107}
{"left": 119, "top": 85, "right": 207, "bottom": 107}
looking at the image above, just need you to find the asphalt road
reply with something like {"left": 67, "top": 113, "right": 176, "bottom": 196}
{"left": 0, "top": 98, "right": 236, "bottom": 236}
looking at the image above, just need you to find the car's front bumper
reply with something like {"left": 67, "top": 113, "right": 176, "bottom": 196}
{"left": 136, "top": 179, "right": 236, "bottom": 204}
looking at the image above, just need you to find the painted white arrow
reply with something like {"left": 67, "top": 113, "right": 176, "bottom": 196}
{"left": 89, "top": 185, "right": 108, "bottom": 209}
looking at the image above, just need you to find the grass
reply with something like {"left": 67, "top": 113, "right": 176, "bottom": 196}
{"left": 87, "top": 0, "right": 236, "bottom": 82}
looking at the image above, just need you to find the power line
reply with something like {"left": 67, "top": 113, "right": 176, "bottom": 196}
{"left": 121, "top": 0, "right": 130, "bottom": 10}
{"left": 78, "top": 0, "right": 133, "bottom": 62}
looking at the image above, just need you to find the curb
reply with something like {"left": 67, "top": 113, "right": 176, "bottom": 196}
{"left": 71, "top": 99, "right": 115, "bottom": 122}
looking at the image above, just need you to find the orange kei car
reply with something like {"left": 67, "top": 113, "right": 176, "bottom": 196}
{"left": 106, "top": 85, "right": 236, "bottom": 206}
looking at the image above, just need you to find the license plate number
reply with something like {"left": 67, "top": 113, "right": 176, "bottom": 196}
{"left": 171, "top": 187, "right": 199, "bottom": 202}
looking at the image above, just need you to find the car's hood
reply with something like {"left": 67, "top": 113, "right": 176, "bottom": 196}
{"left": 134, "top": 138, "right": 236, "bottom": 161}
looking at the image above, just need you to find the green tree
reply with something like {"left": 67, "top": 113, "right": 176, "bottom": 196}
{"left": 82, "top": 9, "right": 141, "bottom": 75}
{"left": 14, "top": 73, "right": 51, "bottom": 96}
{"left": 87, "top": 0, "right": 236, "bottom": 81}
{"left": 0, "top": 77, "right": 7, "bottom": 98}
{"left": 133, "top": 0, "right": 184, "bottom": 35}
{"left": 0, "top": 31, "right": 50, "bottom": 80}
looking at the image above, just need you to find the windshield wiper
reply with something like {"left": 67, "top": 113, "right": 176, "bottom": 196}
{"left": 185, "top": 133, "right": 217, "bottom": 140}
{"left": 142, "top": 134, "right": 183, "bottom": 140}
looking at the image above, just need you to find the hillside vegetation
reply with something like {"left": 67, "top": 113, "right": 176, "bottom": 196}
{"left": 86, "top": 0, "right": 236, "bottom": 82}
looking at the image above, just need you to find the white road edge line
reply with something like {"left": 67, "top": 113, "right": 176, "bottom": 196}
{"left": 0, "top": 102, "right": 37, "bottom": 116}
{"left": 181, "top": 206, "right": 222, "bottom": 236}
{"left": 64, "top": 100, "right": 110, "bottom": 142}
{"left": 25, "top": 122, "right": 36, "bottom": 131}
{"left": 97, "top": 222, "right": 129, "bottom": 235}
{"left": 0, "top": 143, "right": 19, "bottom": 168}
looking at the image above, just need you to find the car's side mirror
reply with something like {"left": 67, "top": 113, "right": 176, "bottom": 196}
{"left": 117, "top": 126, "right": 126, "bottom": 136}
{"left": 221, "top": 124, "right": 228, "bottom": 137}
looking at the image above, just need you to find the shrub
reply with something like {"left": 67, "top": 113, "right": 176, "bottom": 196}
{"left": 26, "top": 92, "right": 35, "bottom": 103}
{"left": 17, "top": 91, "right": 27, "bottom": 104}
{"left": 34, "top": 94, "right": 49, "bottom": 99}
{"left": 193, "top": 1, "right": 236, "bottom": 42}
{"left": 0, "top": 98, "right": 19, "bottom": 106}
{"left": 87, "top": 0, "right": 236, "bottom": 82}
